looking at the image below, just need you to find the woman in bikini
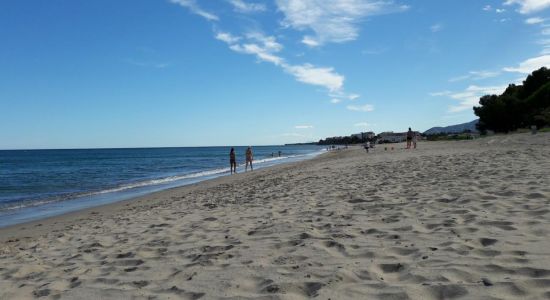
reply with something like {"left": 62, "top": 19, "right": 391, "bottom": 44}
{"left": 245, "top": 147, "right": 253, "bottom": 171}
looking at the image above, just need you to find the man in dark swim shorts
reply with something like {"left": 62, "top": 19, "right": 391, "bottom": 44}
{"left": 406, "top": 127, "right": 413, "bottom": 149}
{"left": 230, "top": 147, "right": 237, "bottom": 174}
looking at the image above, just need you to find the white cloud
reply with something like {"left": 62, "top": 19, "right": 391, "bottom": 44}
{"left": 526, "top": 17, "right": 545, "bottom": 23}
{"left": 230, "top": 43, "right": 284, "bottom": 65}
{"left": 503, "top": 55, "right": 550, "bottom": 73}
{"left": 330, "top": 98, "right": 342, "bottom": 104}
{"left": 444, "top": 85, "right": 508, "bottom": 112}
{"left": 347, "top": 104, "right": 375, "bottom": 112}
{"left": 215, "top": 32, "right": 241, "bottom": 44}
{"left": 275, "top": 0, "right": 409, "bottom": 46}
{"left": 348, "top": 93, "right": 360, "bottom": 100}
{"left": 496, "top": 8, "right": 507, "bottom": 13}
{"left": 246, "top": 32, "right": 283, "bottom": 52}
{"left": 228, "top": 0, "right": 266, "bottom": 13}
{"left": 295, "top": 125, "right": 314, "bottom": 129}
{"left": 448, "top": 70, "right": 501, "bottom": 82}
{"left": 173, "top": 1, "right": 360, "bottom": 102}
{"left": 216, "top": 31, "right": 345, "bottom": 92}
{"left": 503, "top": 0, "right": 550, "bottom": 14}
{"left": 283, "top": 64, "right": 344, "bottom": 91}
{"left": 170, "top": 0, "right": 219, "bottom": 21}
{"left": 217, "top": 31, "right": 285, "bottom": 65}
{"left": 483, "top": 5, "right": 493, "bottom": 11}
{"left": 301, "top": 36, "right": 321, "bottom": 47}
{"left": 430, "top": 23, "right": 443, "bottom": 32}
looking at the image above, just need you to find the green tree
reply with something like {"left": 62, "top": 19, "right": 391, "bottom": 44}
{"left": 474, "top": 67, "right": 550, "bottom": 132}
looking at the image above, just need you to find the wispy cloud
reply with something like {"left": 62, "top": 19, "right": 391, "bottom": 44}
{"left": 526, "top": 16, "right": 546, "bottom": 24}
{"left": 483, "top": 5, "right": 507, "bottom": 13}
{"left": 217, "top": 31, "right": 284, "bottom": 65}
{"left": 170, "top": 0, "right": 218, "bottom": 21}
{"left": 430, "top": 23, "right": 443, "bottom": 32}
{"left": 227, "top": 0, "right": 266, "bottom": 13}
{"left": 215, "top": 32, "right": 241, "bottom": 44}
{"left": 448, "top": 70, "right": 501, "bottom": 82}
{"left": 348, "top": 94, "right": 360, "bottom": 100}
{"left": 503, "top": 54, "right": 550, "bottom": 73}
{"left": 347, "top": 104, "right": 375, "bottom": 112}
{"left": 295, "top": 125, "right": 314, "bottom": 129}
{"left": 124, "top": 58, "right": 171, "bottom": 69}
{"left": 330, "top": 98, "right": 342, "bottom": 104}
{"left": 216, "top": 31, "right": 345, "bottom": 92}
{"left": 301, "top": 36, "right": 321, "bottom": 47}
{"left": 503, "top": 0, "right": 550, "bottom": 14}
{"left": 173, "top": 2, "right": 359, "bottom": 103}
{"left": 538, "top": 38, "right": 550, "bottom": 54}
{"left": 275, "top": 0, "right": 409, "bottom": 47}
{"left": 432, "top": 85, "right": 508, "bottom": 113}
{"left": 283, "top": 64, "right": 344, "bottom": 92}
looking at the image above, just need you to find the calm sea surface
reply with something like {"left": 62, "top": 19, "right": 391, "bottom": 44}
{"left": 0, "top": 145, "right": 324, "bottom": 227}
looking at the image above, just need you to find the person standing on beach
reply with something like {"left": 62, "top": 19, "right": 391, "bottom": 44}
{"left": 412, "top": 132, "right": 418, "bottom": 149}
{"left": 229, "top": 148, "right": 237, "bottom": 174}
{"left": 245, "top": 147, "right": 253, "bottom": 171}
{"left": 406, "top": 127, "right": 413, "bottom": 149}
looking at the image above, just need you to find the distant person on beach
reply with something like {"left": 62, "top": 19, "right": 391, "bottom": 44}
{"left": 412, "top": 133, "right": 418, "bottom": 149}
{"left": 229, "top": 148, "right": 237, "bottom": 174}
{"left": 406, "top": 127, "right": 413, "bottom": 149}
{"left": 245, "top": 147, "right": 253, "bottom": 171}
{"left": 278, "top": 151, "right": 281, "bottom": 157}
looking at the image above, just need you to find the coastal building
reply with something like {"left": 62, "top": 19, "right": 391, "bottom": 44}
{"left": 351, "top": 132, "right": 376, "bottom": 141}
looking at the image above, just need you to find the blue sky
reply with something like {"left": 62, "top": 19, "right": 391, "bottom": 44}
{"left": 1, "top": 0, "right": 550, "bottom": 149}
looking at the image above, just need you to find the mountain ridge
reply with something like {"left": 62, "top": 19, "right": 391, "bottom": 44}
{"left": 424, "top": 119, "right": 479, "bottom": 135}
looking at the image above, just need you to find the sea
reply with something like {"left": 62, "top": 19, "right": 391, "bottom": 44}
{"left": 0, "top": 145, "right": 324, "bottom": 228}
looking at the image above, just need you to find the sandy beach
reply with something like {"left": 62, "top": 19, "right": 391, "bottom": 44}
{"left": 1, "top": 133, "right": 550, "bottom": 300}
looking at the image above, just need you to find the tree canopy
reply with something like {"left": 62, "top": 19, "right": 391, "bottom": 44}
{"left": 474, "top": 67, "right": 550, "bottom": 133}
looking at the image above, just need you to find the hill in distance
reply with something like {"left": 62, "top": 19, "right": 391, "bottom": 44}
{"left": 424, "top": 119, "right": 479, "bottom": 135}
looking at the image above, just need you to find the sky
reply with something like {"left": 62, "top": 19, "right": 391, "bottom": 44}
{"left": 1, "top": 0, "right": 550, "bottom": 149}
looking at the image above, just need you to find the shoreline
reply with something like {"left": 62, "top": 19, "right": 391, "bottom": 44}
{"left": 0, "top": 149, "right": 332, "bottom": 242}
{"left": 0, "top": 148, "right": 325, "bottom": 230}
{"left": 1, "top": 134, "right": 549, "bottom": 299}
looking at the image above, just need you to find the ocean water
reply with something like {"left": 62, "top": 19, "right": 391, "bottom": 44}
{"left": 0, "top": 145, "right": 324, "bottom": 227}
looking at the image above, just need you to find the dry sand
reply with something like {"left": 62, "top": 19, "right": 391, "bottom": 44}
{"left": 1, "top": 133, "right": 550, "bottom": 300}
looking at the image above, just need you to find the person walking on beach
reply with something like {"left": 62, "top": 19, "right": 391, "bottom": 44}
{"left": 412, "top": 132, "right": 418, "bottom": 149}
{"left": 245, "top": 147, "right": 253, "bottom": 171}
{"left": 229, "top": 148, "right": 237, "bottom": 174}
{"left": 406, "top": 127, "right": 413, "bottom": 149}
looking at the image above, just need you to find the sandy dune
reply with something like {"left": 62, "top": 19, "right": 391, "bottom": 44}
{"left": 1, "top": 133, "right": 550, "bottom": 299}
